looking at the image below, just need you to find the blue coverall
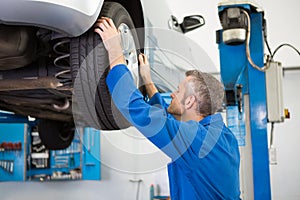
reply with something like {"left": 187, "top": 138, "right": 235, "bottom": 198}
{"left": 106, "top": 64, "right": 241, "bottom": 200}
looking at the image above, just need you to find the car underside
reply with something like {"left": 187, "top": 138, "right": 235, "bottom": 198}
{"left": 0, "top": 25, "right": 73, "bottom": 122}
{"left": 0, "top": 1, "right": 145, "bottom": 149}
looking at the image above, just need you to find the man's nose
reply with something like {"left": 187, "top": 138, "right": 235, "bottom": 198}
{"left": 170, "top": 93, "right": 175, "bottom": 99}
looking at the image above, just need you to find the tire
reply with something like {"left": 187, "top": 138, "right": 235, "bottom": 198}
{"left": 38, "top": 119, "right": 75, "bottom": 150}
{"left": 71, "top": 2, "right": 140, "bottom": 130}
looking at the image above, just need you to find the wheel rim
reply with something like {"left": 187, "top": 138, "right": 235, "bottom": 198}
{"left": 118, "top": 23, "right": 139, "bottom": 86}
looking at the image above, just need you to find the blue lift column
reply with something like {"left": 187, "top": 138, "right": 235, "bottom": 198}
{"left": 217, "top": 1, "right": 271, "bottom": 199}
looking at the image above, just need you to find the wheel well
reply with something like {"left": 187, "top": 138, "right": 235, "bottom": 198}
{"left": 109, "top": 0, "right": 144, "bottom": 28}
{"left": 106, "top": 0, "right": 145, "bottom": 50}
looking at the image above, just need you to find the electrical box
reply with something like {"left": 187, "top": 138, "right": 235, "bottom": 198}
{"left": 265, "top": 61, "right": 284, "bottom": 122}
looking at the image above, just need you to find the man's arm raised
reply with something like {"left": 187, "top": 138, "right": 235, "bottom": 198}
{"left": 94, "top": 17, "right": 125, "bottom": 69}
{"left": 138, "top": 53, "right": 158, "bottom": 99}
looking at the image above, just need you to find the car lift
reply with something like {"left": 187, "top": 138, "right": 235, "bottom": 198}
{"left": 217, "top": 1, "right": 277, "bottom": 199}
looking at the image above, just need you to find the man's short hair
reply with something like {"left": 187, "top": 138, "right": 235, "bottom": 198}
{"left": 185, "top": 70, "right": 224, "bottom": 117}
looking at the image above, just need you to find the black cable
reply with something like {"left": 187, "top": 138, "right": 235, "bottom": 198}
{"left": 130, "top": 179, "right": 142, "bottom": 200}
{"left": 270, "top": 122, "right": 274, "bottom": 147}
{"left": 263, "top": 19, "right": 273, "bottom": 57}
{"left": 264, "top": 38, "right": 273, "bottom": 59}
{"left": 136, "top": 180, "right": 142, "bottom": 200}
{"left": 271, "top": 43, "right": 300, "bottom": 59}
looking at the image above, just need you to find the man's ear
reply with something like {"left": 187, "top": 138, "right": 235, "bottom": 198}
{"left": 185, "top": 95, "right": 196, "bottom": 109}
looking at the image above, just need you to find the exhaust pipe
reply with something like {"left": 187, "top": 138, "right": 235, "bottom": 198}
{"left": 0, "top": 77, "right": 63, "bottom": 91}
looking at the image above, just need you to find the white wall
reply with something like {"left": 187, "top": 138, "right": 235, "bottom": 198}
{"left": 0, "top": 1, "right": 299, "bottom": 200}
{"left": 270, "top": 70, "right": 300, "bottom": 200}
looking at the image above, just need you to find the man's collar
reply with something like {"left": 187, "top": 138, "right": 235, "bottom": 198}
{"left": 199, "top": 113, "right": 223, "bottom": 126}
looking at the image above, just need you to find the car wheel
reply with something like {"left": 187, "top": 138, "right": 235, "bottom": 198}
{"left": 71, "top": 2, "right": 140, "bottom": 130}
{"left": 38, "top": 119, "right": 75, "bottom": 150}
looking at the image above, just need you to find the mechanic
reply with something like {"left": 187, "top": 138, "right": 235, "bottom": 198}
{"left": 95, "top": 17, "right": 241, "bottom": 200}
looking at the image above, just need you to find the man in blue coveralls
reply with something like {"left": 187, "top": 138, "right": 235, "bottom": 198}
{"left": 95, "top": 17, "right": 240, "bottom": 200}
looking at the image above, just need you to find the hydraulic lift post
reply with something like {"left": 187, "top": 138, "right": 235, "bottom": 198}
{"left": 217, "top": 1, "right": 271, "bottom": 199}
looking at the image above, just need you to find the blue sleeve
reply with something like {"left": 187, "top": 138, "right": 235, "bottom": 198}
{"left": 106, "top": 65, "right": 200, "bottom": 160}
{"left": 148, "top": 92, "right": 169, "bottom": 111}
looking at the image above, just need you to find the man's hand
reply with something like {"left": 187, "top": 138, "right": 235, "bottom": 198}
{"left": 138, "top": 53, "right": 158, "bottom": 98}
{"left": 94, "top": 17, "right": 125, "bottom": 69}
{"left": 139, "top": 53, "right": 152, "bottom": 84}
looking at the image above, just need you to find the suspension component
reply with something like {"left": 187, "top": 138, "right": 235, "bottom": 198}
{"left": 53, "top": 39, "right": 72, "bottom": 87}
{"left": 0, "top": 77, "right": 63, "bottom": 91}
{"left": 52, "top": 98, "right": 70, "bottom": 111}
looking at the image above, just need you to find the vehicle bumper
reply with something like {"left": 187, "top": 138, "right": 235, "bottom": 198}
{"left": 0, "top": 0, "right": 104, "bottom": 37}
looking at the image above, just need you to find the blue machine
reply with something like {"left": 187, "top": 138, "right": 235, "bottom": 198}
{"left": 217, "top": 1, "right": 271, "bottom": 199}
{"left": 0, "top": 112, "right": 101, "bottom": 182}
{"left": 0, "top": 112, "right": 34, "bottom": 181}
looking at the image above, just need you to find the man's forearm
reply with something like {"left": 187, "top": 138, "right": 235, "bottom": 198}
{"left": 138, "top": 53, "right": 158, "bottom": 99}
{"left": 144, "top": 82, "right": 158, "bottom": 99}
{"left": 108, "top": 53, "right": 126, "bottom": 69}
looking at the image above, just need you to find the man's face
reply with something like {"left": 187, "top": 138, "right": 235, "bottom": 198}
{"left": 167, "top": 77, "right": 192, "bottom": 117}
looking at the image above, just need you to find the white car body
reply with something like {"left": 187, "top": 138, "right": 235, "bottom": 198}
{"left": 0, "top": 0, "right": 206, "bottom": 148}
{"left": 0, "top": 0, "right": 175, "bottom": 36}
{"left": 0, "top": 0, "right": 104, "bottom": 37}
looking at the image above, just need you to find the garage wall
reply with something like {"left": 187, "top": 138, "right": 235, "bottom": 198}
{"left": 269, "top": 70, "right": 300, "bottom": 200}
{"left": 168, "top": 0, "right": 300, "bottom": 69}
{"left": 0, "top": 1, "right": 300, "bottom": 200}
